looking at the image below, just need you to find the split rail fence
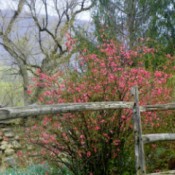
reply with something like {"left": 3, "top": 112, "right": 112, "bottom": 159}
{"left": 0, "top": 86, "right": 175, "bottom": 175}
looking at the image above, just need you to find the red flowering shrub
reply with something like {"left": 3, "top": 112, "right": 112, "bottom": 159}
{"left": 27, "top": 39, "right": 174, "bottom": 174}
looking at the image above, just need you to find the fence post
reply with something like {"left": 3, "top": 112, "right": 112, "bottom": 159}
{"left": 131, "top": 86, "right": 146, "bottom": 175}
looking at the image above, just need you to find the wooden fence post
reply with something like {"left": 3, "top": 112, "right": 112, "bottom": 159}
{"left": 131, "top": 86, "right": 146, "bottom": 175}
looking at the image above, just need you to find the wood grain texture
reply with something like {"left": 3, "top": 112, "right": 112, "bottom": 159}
{"left": 142, "top": 133, "right": 175, "bottom": 144}
{"left": 0, "top": 101, "right": 134, "bottom": 120}
{"left": 131, "top": 86, "right": 146, "bottom": 175}
{"left": 141, "top": 103, "right": 175, "bottom": 111}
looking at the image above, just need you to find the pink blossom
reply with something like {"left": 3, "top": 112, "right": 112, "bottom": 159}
{"left": 86, "top": 151, "right": 91, "bottom": 157}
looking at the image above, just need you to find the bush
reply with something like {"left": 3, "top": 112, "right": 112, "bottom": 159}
{"left": 27, "top": 39, "right": 174, "bottom": 175}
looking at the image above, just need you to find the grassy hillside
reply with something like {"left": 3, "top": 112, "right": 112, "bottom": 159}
{"left": 0, "top": 65, "right": 23, "bottom": 106}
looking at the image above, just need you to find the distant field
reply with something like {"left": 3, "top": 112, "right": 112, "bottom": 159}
{"left": 0, "top": 65, "right": 23, "bottom": 106}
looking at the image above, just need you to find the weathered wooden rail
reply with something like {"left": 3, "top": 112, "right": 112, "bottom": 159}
{"left": 148, "top": 171, "right": 175, "bottom": 175}
{"left": 0, "top": 87, "right": 175, "bottom": 174}
{"left": 141, "top": 103, "right": 175, "bottom": 111}
{"left": 0, "top": 101, "right": 133, "bottom": 121}
{"left": 142, "top": 134, "right": 175, "bottom": 144}
{"left": 1, "top": 102, "right": 175, "bottom": 121}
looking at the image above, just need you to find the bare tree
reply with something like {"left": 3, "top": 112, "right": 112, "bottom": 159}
{"left": 0, "top": 0, "right": 30, "bottom": 105}
{"left": 0, "top": 0, "right": 94, "bottom": 105}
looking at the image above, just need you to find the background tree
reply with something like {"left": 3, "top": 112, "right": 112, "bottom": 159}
{"left": 0, "top": 0, "right": 94, "bottom": 105}
{"left": 91, "top": 0, "right": 149, "bottom": 47}
{"left": 144, "top": 0, "right": 175, "bottom": 54}
{"left": 91, "top": 0, "right": 175, "bottom": 52}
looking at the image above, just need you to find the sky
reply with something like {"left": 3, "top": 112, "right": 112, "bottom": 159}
{"left": 0, "top": 0, "right": 91, "bottom": 21}
{"left": 77, "top": 11, "right": 91, "bottom": 21}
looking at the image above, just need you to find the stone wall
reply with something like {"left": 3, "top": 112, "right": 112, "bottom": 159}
{"left": 0, "top": 125, "right": 21, "bottom": 168}
{"left": 0, "top": 118, "right": 38, "bottom": 171}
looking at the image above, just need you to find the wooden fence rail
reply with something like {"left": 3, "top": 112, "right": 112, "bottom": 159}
{"left": 148, "top": 170, "right": 175, "bottom": 175}
{"left": 142, "top": 134, "right": 175, "bottom": 144}
{"left": 142, "top": 103, "right": 175, "bottom": 111}
{"left": 1, "top": 101, "right": 175, "bottom": 121}
{"left": 0, "top": 101, "right": 133, "bottom": 121}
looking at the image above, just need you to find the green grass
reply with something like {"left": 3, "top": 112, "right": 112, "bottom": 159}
{"left": 0, "top": 81, "right": 23, "bottom": 106}
{"left": 0, "top": 64, "right": 23, "bottom": 106}
{"left": 1, "top": 164, "right": 73, "bottom": 175}
{"left": 1, "top": 164, "right": 49, "bottom": 175}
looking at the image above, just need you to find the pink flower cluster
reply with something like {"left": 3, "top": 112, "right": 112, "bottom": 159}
{"left": 27, "top": 38, "right": 174, "bottom": 174}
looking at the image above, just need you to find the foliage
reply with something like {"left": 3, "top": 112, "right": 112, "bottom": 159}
{"left": 145, "top": 142, "right": 175, "bottom": 173}
{"left": 92, "top": 0, "right": 175, "bottom": 52}
{"left": 92, "top": 0, "right": 117, "bottom": 40}
{"left": 144, "top": 0, "right": 175, "bottom": 54}
{"left": 27, "top": 37, "right": 174, "bottom": 175}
